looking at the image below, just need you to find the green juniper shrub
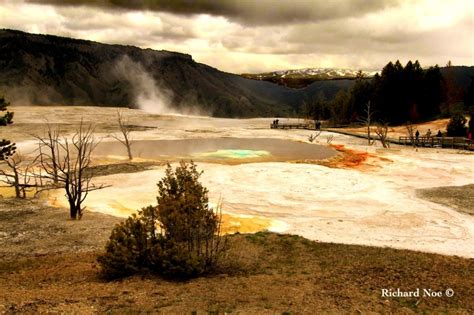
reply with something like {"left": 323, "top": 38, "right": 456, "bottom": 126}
{"left": 446, "top": 113, "right": 468, "bottom": 137}
{"left": 98, "top": 161, "right": 227, "bottom": 280}
{"left": 0, "top": 95, "right": 15, "bottom": 160}
{"left": 0, "top": 95, "right": 13, "bottom": 126}
{"left": 97, "top": 212, "right": 151, "bottom": 279}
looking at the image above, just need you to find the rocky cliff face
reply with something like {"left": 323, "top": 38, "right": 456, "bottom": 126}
{"left": 0, "top": 29, "right": 355, "bottom": 117}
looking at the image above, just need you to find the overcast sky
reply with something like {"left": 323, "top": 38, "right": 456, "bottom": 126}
{"left": 0, "top": 0, "right": 472, "bottom": 73}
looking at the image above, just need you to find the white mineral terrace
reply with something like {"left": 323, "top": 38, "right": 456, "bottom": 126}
{"left": 10, "top": 106, "right": 474, "bottom": 258}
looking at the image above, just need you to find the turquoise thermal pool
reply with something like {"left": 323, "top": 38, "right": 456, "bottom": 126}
{"left": 196, "top": 149, "right": 270, "bottom": 159}
{"left": 94, "top": 137, "right": 337, "bottom": 162}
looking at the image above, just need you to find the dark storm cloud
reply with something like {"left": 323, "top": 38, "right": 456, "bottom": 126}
{"left": 2, "top": 0, "right": 472, "bottom": 72}
{"left": 54, "top": 6, "right": 197, "bottom": 41}
{"left": 27, "top": 0, "right": 400, "bottom": 25}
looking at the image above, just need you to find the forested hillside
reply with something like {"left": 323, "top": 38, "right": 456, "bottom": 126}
{"left": 0, "top": 29, "right": 352, "bottom": 117}
{"left": 301, "top": 60, "right": 474, "bottom": 125}
{"left": 1, "top": 30, "right": 472, "bottom": 120}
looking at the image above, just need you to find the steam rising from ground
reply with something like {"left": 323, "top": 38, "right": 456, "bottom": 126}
{"left": 113, "top": 56, "right": 208, "bottom": 116}
{"left": 113, "top": 56, "right": 175, "bottom": 115}
{"left": 3, "top": 54, "right": 208, "bottom": 117}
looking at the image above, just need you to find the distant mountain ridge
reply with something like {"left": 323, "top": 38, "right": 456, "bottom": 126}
{"left": 242, "top": 68, "right": 379, "bottom": 88}
{"left": 0, "top": 29, "right": 355, "bottom": 117}
{"left": 243, "top": 66, "right": 474, "bottom": 90}
{"left": 0, "top": 29, "right": 472, "bottom": 117}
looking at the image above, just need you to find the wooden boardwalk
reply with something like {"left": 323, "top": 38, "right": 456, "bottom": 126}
{"left": 269, "top": 123, "right": 474, "bottom": 150}
{"left": 270, "top": 122, "right": 313, "bottom": 130}
{"left": 398, "top": 136, "right": 474, "bottom": 150}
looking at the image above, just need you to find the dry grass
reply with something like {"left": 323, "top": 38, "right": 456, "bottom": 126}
{"left": 0, "top": 199, "right": 473, "bottom": 313}
{"left": 417, "top": 184, "right": 474, "bottom": 216}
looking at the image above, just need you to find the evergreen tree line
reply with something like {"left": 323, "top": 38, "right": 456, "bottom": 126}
{"left": 0, "top": 95, "right": 15, "bottom": 160}
{"left": 302, "top": 60, "right": 474, "bottom": 128}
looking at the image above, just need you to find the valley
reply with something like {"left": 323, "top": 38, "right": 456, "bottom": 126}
{"left": 4, "top": 106, "right": 474, "bottom": 258}
{"left": 1, "top": 105, "right": 473, "bottom": 313}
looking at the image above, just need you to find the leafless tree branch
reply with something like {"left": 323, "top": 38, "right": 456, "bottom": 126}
{"left": 375, "top": 123, "right": 390, "bottom": 148}
{"left": 112, "top": 110, "right": 133, "bottom": 160}
{"left": 307, "top": 130, "right": 322, "bottom": 143}
{"left": 35, "top": 121, "right": 106, "bottom": 219}
{"left": 405, "top": 122, "right": 416, "bottom": 147}
{"left": 0, "top": 153, "right": 39, "bottom": 198}
{"left": 358, "top": 101, "right": 375, "bottom": 145}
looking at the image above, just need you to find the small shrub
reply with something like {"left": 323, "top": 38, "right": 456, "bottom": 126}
{"left": 98, "top": 161, "right": 227, "bottom": 280}
{"left": 97, "top": 213, "right": 150, "bottom": 279}
{"left": 446, "top": 113, "right": 467, "bottom": 137}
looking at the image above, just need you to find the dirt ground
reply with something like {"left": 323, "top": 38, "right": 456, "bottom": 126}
{"left": 0, "top": 198, "right": 121, "bottom": 261}
{"left": 3, "top": 106, "right": 474, "bottom": 258}
{"left": 1, "top": 106, "right": 473, "bottom": 312}
{"left": 0, "top": 198, "right": 473, "bottom": 314}
{"left": 417, "top": 184, "right": 474, "bottom": 216}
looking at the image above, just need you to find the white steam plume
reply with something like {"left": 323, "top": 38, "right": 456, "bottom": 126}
{"left": 113, "top": 55, "right": 177, "bottom": 115}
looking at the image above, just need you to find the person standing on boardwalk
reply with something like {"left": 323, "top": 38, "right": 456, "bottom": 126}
{"left": 415, "top": 130, "right": 420, "bottom": 146}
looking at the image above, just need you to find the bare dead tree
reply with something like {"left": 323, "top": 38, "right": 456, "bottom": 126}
{"left": 34, "top": 123, "right": 60, "bottom": 184}
{"left": 40, "top": 122, "right": 106, "bottom": 219}
{"left": 112, "top": 110, "right": 133, "bottom": 160}
{"left": 326, "top": 134, "right": 334, "bottom": 144}
{"left": 358, "top": 101, "right": 374, "bottom": 145}
{"left": 405, "top": 122, "right": 416, "bottom": 147}
{"left": 307, "top": 130, "right": 322, "bottom": 143}
{"left": 0, "top": 153, "right": 37, "bottom": 198}
{"left": 375, "top": 123, "right": 390, "bottom": 148}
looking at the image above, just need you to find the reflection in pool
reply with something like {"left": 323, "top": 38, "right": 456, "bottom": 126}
{"left": 196, "top": 149, "right": 270, "bottom": 159}
{"left": 95, "top": 137, "right": 337, "bottom": 163}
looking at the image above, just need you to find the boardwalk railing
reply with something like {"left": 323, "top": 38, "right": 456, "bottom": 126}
{"left": 269, "top": 122, "right": 474, "bottom": 150}
{"left": 270, "top": 123, "right": 313, "bottom": 130}
{"left": 399, "top": 136, "right": 474, "bottom": 150}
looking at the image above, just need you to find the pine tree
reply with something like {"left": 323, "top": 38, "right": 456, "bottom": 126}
{"left": 465, "top": 78, "right": 474, "bottom": 108}
{"left": 374, "top": 61, "right": 407, "bottom": 124}
{"left": 329, "top": 89, "right": 351, "bottom": 124}
{"left": 443, "top": 61, "right": 463, "bottom": 115}
{"left": 311, "top": 91, "right": 327, "bottom": 121}
{"left": 420, "top": 65, "right": 443, "bottom": 119}
{"left": 350, "top": 76, "right": 374, "bottom": 122}
{"left": 98, "top": 161, "right": 227, "bottom": 279}
{"left": 467, "top": 107, "right": 474, "bottom": 136}
{"left": 0, "top": 95, "right": 15, "bottom": 160}
{"left": 446, "top": 113, "right": 467, "bottom": 137}
{"left": 369, "top": 60, "right": 443, "bottom": 124}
